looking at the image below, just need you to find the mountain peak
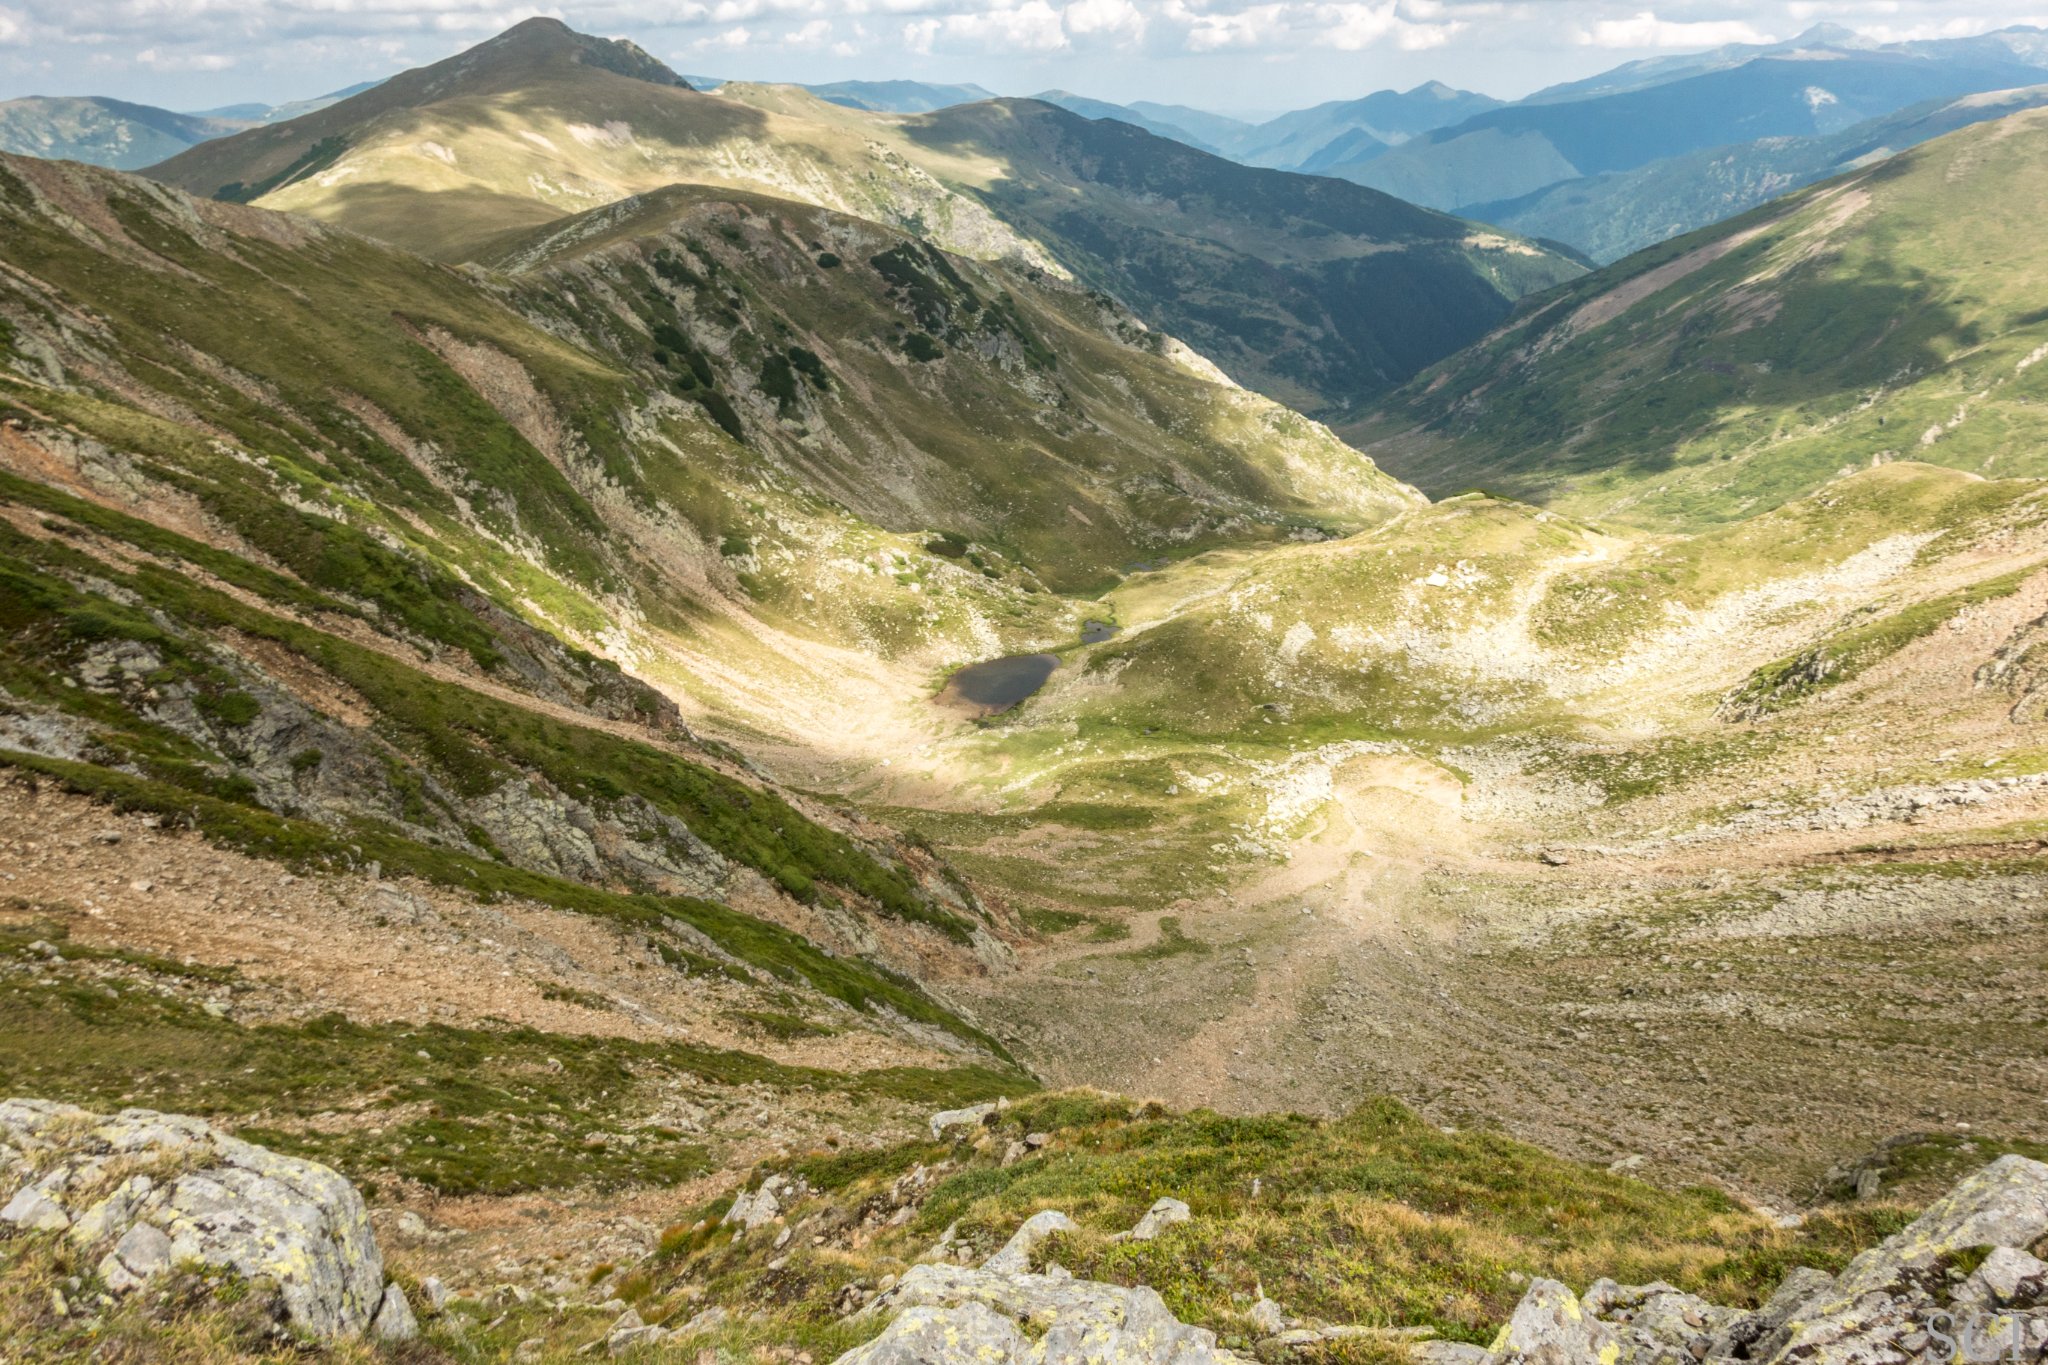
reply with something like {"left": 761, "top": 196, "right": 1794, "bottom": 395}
{"left": 458, "top": 16, "right": 689, "bottom": 90}
{"left": 1790, "top": 21, "right": 1867, "bottom": 47}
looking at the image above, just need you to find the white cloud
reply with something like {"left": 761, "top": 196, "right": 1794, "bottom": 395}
{"left": 1577, "top": 9, "right": 1774, "bottom": 48}
{"left": 691, "top": 23, "right": 753, "bottom": 47}
{"left": 135, "top": 46, "right": 236, "bottom": 69}
{"left": 1314, "top": 1, "right": 1464, "bottom": 50}
{"left": 19, "top": 0, "right": 2048, "bottom": 112}
{"left": 1174, "top": 0, "right": 1289, "bottom": 51}
{"left": 1064, "top": 0, "right": 1147, "bottom": 41}
{"left": 900, "top": 0, "right": 1068, "bottom": 53}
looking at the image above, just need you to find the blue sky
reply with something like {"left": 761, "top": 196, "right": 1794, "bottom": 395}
{"left": 2, "top": 0, "right": 2044, "bottom": 116}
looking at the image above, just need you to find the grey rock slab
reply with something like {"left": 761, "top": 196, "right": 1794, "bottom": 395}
{"left": 1832, "top": 1155, "right": 2048, "bottom": 1302}
{"left": 1, "top": 1185, "right": 71, "bottom": 1232}
{"left": 1127, "top": 1197, "right": 1192, "bottom": 1242}
{"left": 1971, "top": 1246, "right": 2048, "bottom": 1309}
{"left": 838, "top": 1301, "right": 1032, "bottom": 1365}
{"left": 0, "top": 1098, "right": 405, "bottom": 1340}
{"left": 1491, "top": 1277, "right": 1624, "bottom": 1365}
{"left": 1412, "top": 1344, "right": 1493, "bottom": 1365}
{"left": 370, "top": 1283, "right": 419, "bottom": 1342}
{"left": 98, "top": 1221, "right": 173, "bottom": 1295}
{"left": 984, "top": 1209, "right": 1077, "bottom": 1275}
{"left": 842, "top": 1224, "right": 1247, "bottom": 1365}
{"left": 929, "top": 1102, "right": 999, "bottom": 1140}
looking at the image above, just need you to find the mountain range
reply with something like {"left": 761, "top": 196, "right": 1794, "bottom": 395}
{"left": 0, "top": 82, "right": 380, "bottom": 170}
{"left": 14, "top": 22, "right": 2048, "bottom": 272}
{"left": 142, "top": 20, "right": 1580, "bottom": 417}
{"left": 3, "top": 14, "right": 2048, "bottom": 1364}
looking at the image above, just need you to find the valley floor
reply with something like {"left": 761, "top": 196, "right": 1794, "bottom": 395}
{"left": 954, "top": 758, "right": 2048, "bottom": 1203}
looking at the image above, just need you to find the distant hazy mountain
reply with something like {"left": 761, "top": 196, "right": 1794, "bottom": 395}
{"left": 192, "top": 81, "right": 385, "bottom": 126}
{"left": 682, "top": 75, "right": 992, "bottom": 113}
{"left": 1126, "top": 101, "right": 1254, "bottom": 148}
{"left": 0, "top": 96, "right": 247, "bottom": 170}
{"left": 1318, "top": 51, "right": 2048, "bottom": 210}
{"left": 1030, "top": 90, "right": 1219, "bottom": 151}
{"left": 1294, "top": 126, "right": 1389, "bottom": 174}
{"left": 805, "top": 79, "right": 995, "bottom": 112}
{"left": 1462, "top": 84, "right": 2048, "bottom": 262}
{"left": 1523, "top": 22, "right": 2048, "bottom": 104}
{"left": 1228, "top": 82, "right": 1504, "bottom": 169}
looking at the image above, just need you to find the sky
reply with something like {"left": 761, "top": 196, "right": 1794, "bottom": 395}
{"left": 1, "top": 0, "right": 2045, "bottom": 116}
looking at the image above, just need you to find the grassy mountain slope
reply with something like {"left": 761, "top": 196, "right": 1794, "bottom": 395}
{"left": 0, "top": 139, "right": 1415, "bottom": 960}
{"left": 517, "top": 1090, "right": 1902, "bottom": 1361}
{"left": 478, "top": 180, "right": 1420, "bottom": 596}
{"left": 898, "top": 97, "right": 1581, "bottom": 416}
{"left": 147, "top": 17, "right": 688, "bottom": 235}
{"left": 1349, "top": 106, "right": 2048, "bottom": 530}
{"left": 1326, "top": 53, "right": 2048, "bottom": 211}
{"left": 0, "top": 96, "right": 245, "bottom": 170}
{"left": 1030, "top": 90, "right": 1220, "bottom": 152}
{"left": 144, "top": 21, "right": 1582, "bottom": 416}
{"left": 0, "top": 151, "right": 1032, "bottom": 1049}
{"left": 1463, "top": 84, "right": 2048, "bottom": 263}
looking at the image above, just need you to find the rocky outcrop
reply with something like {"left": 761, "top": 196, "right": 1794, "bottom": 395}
{"left": 723, "top": 1172, "right": 813, "bottom": 1233}
{"left": 929, "top": 1098, "right": 1006, "bottom": 1140}
{"left": 1484, "top": 1154, "right": 2048, "bottom": 1365}
{"left": 1977, "top": 609, "right": 2048, "bottom": 723}
{"left": 838, "top": 1207, "right": 1242, "bottom": 1365}
{"left": 0, "top": 1098, "right": 414, "bottom": 1341}
{"left": 1123, "top": 1196, "right": 1192, "bottom": 1242}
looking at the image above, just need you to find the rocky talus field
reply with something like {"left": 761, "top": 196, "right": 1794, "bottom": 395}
{"left": 2, "top": 18, "right": 2048, "bottom": 1365}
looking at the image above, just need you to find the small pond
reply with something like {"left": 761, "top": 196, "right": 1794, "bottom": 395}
{"left": 1081, "top": 619, "right": 1120, "bottom": 644}
{"left": 939, "top": 652, "right": 1059, "bottom": 715}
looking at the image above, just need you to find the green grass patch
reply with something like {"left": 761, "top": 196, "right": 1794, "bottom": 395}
{"left": 1117, "top": 914, "right": 1208, "bottom": 961}
{"left": 669, "top": 1091, "right": 1913, "bottom": 1351}
{"left": 0, "top": 920, "right": 1021, "bottom": 1195}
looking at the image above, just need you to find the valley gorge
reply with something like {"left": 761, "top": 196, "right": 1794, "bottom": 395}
{"left": 1, "top": 16, "right": 2048, "bottom": 1364}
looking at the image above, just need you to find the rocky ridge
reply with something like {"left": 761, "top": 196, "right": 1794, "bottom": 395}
{"left": 1486, "top": 1154, "right": 2048, "bottom": 1365}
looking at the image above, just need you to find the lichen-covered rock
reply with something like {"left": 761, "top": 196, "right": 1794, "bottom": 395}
{"left": 0, "top": 1097, "right": 406, "bottom": 1340}
{"left": 723, "top": 1172, "right": 810, "bottom": 1232}
{"left": 839, "top": 1301, "right": 1032, "bottom": 1365}
{"left": 839, "top": 1209, "right": 1243, "bottom": 1365}
{"left": 1415, "top": 1344, "right": 1493, "bottom": 1365}
{"left": 1958, "top": 1247, "right": 2048, "bottom": 1311}
{"left": 1490, "top": 1277, "right": 1623, "bottom": 1365}
{"left": 370, "top": 1282, "right": 419, "bottom": 1341}
{"left": 1577, "top": 1281, "right": 1740, "bottom": 1365}
{"left": 1486, "top": 1157, "right": 2048, "bottom": 1365}
{"left": 1834, "top": 1155, "right": 2048, "bottom": 1302}
{"left": 1708, "top": 1265, "right": 1834, "bottom": 1358}
{"left": 1754, "top": 1154, "right": 2048, "bottom": 1364}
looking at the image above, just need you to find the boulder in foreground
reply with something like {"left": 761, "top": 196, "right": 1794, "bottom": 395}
{"left": 0, "top": 1098, "right": 415, "bottom": 1341}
